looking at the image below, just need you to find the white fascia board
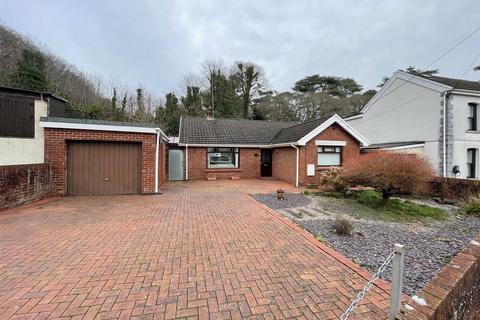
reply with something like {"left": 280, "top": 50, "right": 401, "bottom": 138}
{"left": 383, "top": 143, "right": 425, "bottom": 151}
{"left": 40, "top": 121, "right": 159, "bottom": 134}
{"left": 270, "top": 143, "right": 299, "bottom": 148}
{"left": 296, "top": 114, "right": 370, "bottom": 147}
{"left": 177, "top": 143, "right": 271, "bottom": 148}
{"left": 344, "top": 114, "right": 363, "bottom": 121}
{"left": 451, "top": 90, "right": 480, "bottom": 97}
{"left": 315, "top": 140, "right": 347, "bottom": 146}
{"left": 361, "top": 71, "right": 452, "bottom": 114}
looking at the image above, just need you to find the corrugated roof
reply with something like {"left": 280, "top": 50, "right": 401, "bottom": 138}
{"left": 40, "top": 117, "right": 158, "bottom": 128}
{"left": 178, "top": 116, "right": 298, "bottom": 145}
{"left": 415, "top": 74, "right": 480, "bottom": 92}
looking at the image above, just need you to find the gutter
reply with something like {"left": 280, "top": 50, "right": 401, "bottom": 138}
{"left": 291, "top": 144, "right": 299, "bottom": 187}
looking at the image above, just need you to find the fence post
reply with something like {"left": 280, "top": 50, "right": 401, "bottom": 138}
{"left": 389, "top": 244, "right": 405, "bottom": 320}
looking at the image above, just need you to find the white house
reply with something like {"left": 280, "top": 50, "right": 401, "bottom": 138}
{"left": 347, "top": 70, "right": 480, "bottom": 179}
{"left": 0, "top": 87, "right": 68, "bottom": 165}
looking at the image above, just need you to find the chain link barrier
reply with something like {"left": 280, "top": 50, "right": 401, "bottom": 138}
{"left": 339, "top": 250, "right": 396, "bottom": 320}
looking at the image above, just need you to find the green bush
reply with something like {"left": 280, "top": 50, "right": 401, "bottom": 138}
{"left": 354, "top": 190, "right": 382, "bottom": 206}
{"left": 460, "top": 196, "right": 480, "bottom": 216}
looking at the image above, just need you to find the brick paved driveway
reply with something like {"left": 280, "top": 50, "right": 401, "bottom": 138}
{"left": 0, "top": 180, "right": 391, "bottom": 320}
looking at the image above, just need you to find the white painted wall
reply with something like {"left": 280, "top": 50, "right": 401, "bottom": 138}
{"left": 348, "top": 77, "right": 443, "bottom": 174}
{"left": 450, "top": 93, "right": 480, "bottom": 178}
{"left": 0, "top": 100, "right": 47, "bottom": 165}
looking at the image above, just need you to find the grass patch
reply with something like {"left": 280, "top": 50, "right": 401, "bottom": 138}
{"left": 311, "top": 189, "right": 445, "bottom": 222}
{"left": 352, "top": 190, "right": 445, "bottom": 222}
{"left": 459, "top": 196, "right": 480, "bottom": 216}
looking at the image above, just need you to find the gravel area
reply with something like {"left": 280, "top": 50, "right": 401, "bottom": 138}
{"left": 254, "top": 192, "right": 480, "bottom": 296}
{"left": 254, "top": 192, "right": 310, "bottom": 209}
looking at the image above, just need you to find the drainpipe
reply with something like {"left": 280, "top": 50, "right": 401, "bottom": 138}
{"left": 442, "top": 92, "right": 450, "bottom": 177}
{"left": 291, "top": 144, "right": 299, "bottom": 187}
{"left": 185, "top": 144, "right": 189, "bottom": 181}
{"left": 154, "top": 129, "right": 160, "bottom": 193}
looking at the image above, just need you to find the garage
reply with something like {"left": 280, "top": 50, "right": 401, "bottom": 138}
{"left": 39, "top": 117, "right": 168, "bottom": 196}
{"left": 67, "top": 141, "right": 142, "bottom": 195}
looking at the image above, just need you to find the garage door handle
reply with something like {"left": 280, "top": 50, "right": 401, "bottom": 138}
{"left": 104, "top": 178, "right": 109, "bottom": 181}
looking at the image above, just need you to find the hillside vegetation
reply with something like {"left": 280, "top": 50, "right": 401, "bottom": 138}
{"left": 1, "top": 24, "right": 383, "bottom": 134}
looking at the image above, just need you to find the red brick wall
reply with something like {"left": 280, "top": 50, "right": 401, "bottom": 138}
{"left": 44, "top": 128, "right": 165, "bottom": 195}
{"left": 0, "top": 163, "right": 54, "bottom": 210}
{"left": 301, "top": 124, "right": 361, "bottom": 185}
{"left": 272, "top": 147, "right": 297, "bottom": 185}
{"left": 398, "top": 235, "right": 480, "bottom": 320}
{"left": 187, "top": 147, "right": 261, "bottom": 180}
{"left": 271, "top": 124, "right": 361, "bottom": 186}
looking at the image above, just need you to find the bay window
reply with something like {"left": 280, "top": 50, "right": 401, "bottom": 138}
{"left": 317, "top": 146, "right": 342, "bottom": 166}
{"left": 207, "top": 147, "right": 239, "bottom": 168}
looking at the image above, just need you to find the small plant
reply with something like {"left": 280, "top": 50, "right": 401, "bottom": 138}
{"left": 460, "top": 196, "right": 480, "bottom": 216}
{"left": 276, "top": 189, "right": 285, "bottom": 200}
{"left": 334, "top": 216, "right": 353, "bottom": 236}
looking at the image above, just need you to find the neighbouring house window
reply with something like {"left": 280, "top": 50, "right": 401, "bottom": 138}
{"left": 207, "top": 147, "right": 239, "bottom": 168}
{"left": 317, "top": 146, "right": 342, "bottom": 166}
{"left": 468, "top": 103, "right": 478, "bottom": 131}
{"left": 467, "top": 148, "right": 477, "bottom": 178}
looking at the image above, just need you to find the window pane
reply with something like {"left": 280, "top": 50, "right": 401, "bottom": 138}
{"left": 318, "top": 153, "right": 341, "bottom": 166}
{"left": 207, "top": 149, "right": 238, "bottom": 168}
{"left": 324, "top": 147, "right": 335, "bottom": 152}
{"left": 468, "top": 149, "right": 474, "bottom": 163}
{"left": 318, "top": 147, "right": 324, "bottom": 153}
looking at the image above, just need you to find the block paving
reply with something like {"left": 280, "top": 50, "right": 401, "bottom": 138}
{"left": 0, "top": 179, "right": 392, "bottom": 319}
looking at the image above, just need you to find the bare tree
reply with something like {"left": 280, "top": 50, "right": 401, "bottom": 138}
{"left": 200, "top": 59, "right": 224, "bottom": 114}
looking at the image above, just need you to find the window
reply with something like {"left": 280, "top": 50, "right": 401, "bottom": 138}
{"left": 317, "top": 146, "right": 342, "bottom": 166}
{"left": 0, "top": 97, "right": 35, "bottom": 138}
{"left": 207, "top": 147, "right": 239, "bottom": 168}
{"left": 467, "top": 148, "right": 477, "bottom": 178}
{"left": 468, "top": 103, "right": 478, "bottom": 131}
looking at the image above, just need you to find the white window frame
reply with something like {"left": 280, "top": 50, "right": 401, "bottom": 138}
{"left": 317, "top": 146, "right": 342, "bottom": 166}
{"left": 207, "top": 147, "right": 239, "bottom": 169}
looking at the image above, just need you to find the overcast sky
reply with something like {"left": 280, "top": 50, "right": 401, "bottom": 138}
{"left": 1, "top": 0, "right": 479, "bottom": 96}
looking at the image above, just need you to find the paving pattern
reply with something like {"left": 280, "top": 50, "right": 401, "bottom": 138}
{"left": 0, "top": 179, "right": 392, "bottom": 319}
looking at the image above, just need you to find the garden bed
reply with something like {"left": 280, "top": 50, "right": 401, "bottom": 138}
{"left": 254, "top": 191, "right": 480, "bottom": 296}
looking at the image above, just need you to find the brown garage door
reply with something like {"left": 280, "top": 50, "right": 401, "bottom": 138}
{"left": 67, "top": 141, "right": 141, "bottom": 196}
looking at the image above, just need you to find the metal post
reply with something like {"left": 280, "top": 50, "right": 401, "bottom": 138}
{"left": 389, "top": 244, "right": 405, "bottom": 320}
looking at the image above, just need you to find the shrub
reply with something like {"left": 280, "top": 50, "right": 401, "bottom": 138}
{"left": 319, "top": 167, "right": 347, "bottom": 192}
{"left": 334, "top": 216, "right": 353, "bottom": 236}
{"left": 340, "top": 151, "right": 434, "bottom": 203}
{"left": 460, "top": 196, "right": 480, "bottom": 216}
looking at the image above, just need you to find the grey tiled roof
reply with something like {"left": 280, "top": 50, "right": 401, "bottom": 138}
{"left": 178, "top": 116, "right": 298, "bottom": 145}
{"left": 362, "top": 141, "right": 424, "bottom": 150}
{"left": 415, "top": 74, "right": 480, "bottom": 92}
{"left": 40, "top": 117, "right": 158, "bottom": 128}
{"left": 271, "top": 116, "right": 330, "bottom": 144}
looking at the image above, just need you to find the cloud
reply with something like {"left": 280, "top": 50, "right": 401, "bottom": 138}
{"left": 1, "top": 0, "right": 479, "bottom": 96}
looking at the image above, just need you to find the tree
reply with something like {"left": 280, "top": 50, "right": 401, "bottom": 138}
{"left": 340, "top": 151, "right": 434, "bottom": 202}
{"left": 293, "top": 75, "right": 362, "bottom": 97}
{"left": 11, "top": 48, "right": 49, "bottom": 91}
{"left": 231, "top": 62, "right": 267, "bottom": 118}
{"left": 378, "top": 66, "right": 439, "bottom": 87}
{"left": 111, "top": 87, "right": 117, "bottom": 119}
{"left": 162, "top": 92, "right": 183, "bottom": 135}
{"left": 181, "top": 86, "right": 202, "bottom": 116}
{"left": 135, "top": 88, "right": 146, "bottom": 121}
{"left": 120, "top": 93, "right": 128, "bottom": 120}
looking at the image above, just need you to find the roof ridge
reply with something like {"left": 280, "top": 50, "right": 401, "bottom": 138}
{"left": 181, "top": 115, "right": 297, "bottom": 124}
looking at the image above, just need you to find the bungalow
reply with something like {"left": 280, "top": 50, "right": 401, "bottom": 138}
{"left": 176, "top": 114, "right": 369, "bottom": 186}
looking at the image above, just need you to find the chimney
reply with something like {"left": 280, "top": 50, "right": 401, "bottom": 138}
{"left": 206, "top": 108, "right": 214, "bottom": 120}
